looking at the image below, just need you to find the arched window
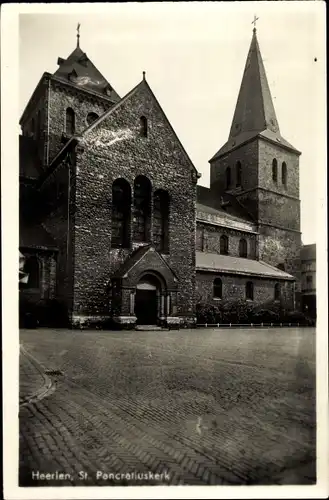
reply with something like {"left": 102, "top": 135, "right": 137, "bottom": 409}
{"left": 274, "top": 283, "right": 281, "bottom": 301}
{"left": 111, "top": 178, "right": 131, "bottom": 248}
{"left": 282, "top": 162, "right": 287, "bottom": 187}
{"left": 133, "top": 175, "right": 151, "bottom": 242}
{"left": 24, "top": 256, "right": 40, "bottom": 289}
{"left": 153, "top": 189, "right": 169, "bottom": 252}
{"left": 220, "top": 235, "right": 229, "bottom": 255}
{"left": 246, "top": 281, "right": 254, "bottom": 300}
{"left": 225, "top": 167, "right": 231, "bottom": 189}
{"left": 213, "top": 278, "right": 222, "bottom": 299}
{"left": 239, "top": 238, "right": 248, "bottom": 258}
{"left": 140, "top": 116, "right": 148, "bottom": 137}
{"left": 66, "top": 108, "right": 75, "bottom": 135}
{"left": 236, "top": 161, "right": 242, "bottom": 187}
{"left": 272, "top": 158, "right": 278, "bottom": 183}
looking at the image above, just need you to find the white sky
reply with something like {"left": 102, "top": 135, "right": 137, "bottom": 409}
{"left": 18, "top": 2, "right": 326, "bottom": 245}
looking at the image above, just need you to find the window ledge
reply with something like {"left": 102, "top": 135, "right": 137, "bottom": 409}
{"left": 213, "top": 297, "right": 222, "bottom": 301}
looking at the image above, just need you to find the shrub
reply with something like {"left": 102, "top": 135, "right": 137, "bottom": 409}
{"left": 196, "top": 303, "right": 222, "bottom": 324}
{"left": 196, "top": 299, "right": 314, "bottom": 326}
{"left": 251, "top": 309, "right": 280, "bottom": 324}
{"left": 196, "top": 300, "right": 255, "bottom": 324}
{"left": 282, "top": 310, "right": 314, "bottom": 326}
{"left": 221, "top": 299, "right": 254, "bottom": 324}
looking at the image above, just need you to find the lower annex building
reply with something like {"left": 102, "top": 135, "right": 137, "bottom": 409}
{"left": 19, "top": 26, "right": 303, "bottom": 328}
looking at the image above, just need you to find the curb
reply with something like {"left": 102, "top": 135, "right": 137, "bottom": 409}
{"left": 19, "top": 345, "right": 55, "bottom": 407}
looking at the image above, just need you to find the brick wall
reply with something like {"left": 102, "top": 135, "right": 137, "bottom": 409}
{"left": 210, "top": 140, "right": 259, "bottom": 193}
{"left": 71, "top": 81, "right": 197, "bottom": 322}
{"left": 258, "top": 224, "right": 301, "bottom": 293}
{"left": 258, "top": 190, "right": 300, "bottom": 231}
{"left": 208, "top": 135, "right": 301, "bottom": 303}
{"left": 196, "top": 272, "right": 294, "bottom": 310}
{"left": 47, "top": 80, "right": 112, "bottom": 164}
{"left": 258, "top": 139, "right": 299, "bottom": 198}
{"left": 196, "top": 223, "right": 257, "bottom": 259}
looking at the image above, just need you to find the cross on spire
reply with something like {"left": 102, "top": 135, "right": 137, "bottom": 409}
{"left": 77, "top": 23, "right": 81, "bottom": 48}
{"left": 252, "top": 14, "right": 259, "bottom": 33}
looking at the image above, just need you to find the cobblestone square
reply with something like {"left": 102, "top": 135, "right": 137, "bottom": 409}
{"left": 19, "top": 327, "right": 316, "bottom": 486}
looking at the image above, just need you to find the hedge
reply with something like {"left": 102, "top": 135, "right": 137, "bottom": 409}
{"left": 196, "top": 300, "right": 314, "bottom": 326}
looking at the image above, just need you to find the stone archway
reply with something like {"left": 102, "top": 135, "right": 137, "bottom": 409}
{"left": 135, "top": 273, "right": 162, "bottom": 325}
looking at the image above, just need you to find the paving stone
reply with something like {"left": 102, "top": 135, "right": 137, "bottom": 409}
{"left": 19, "top": 327, "right": 316, "bottom": 486}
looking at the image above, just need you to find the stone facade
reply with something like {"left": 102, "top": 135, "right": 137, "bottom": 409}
{"left": 47, "top": 78, "right": 113, "bottom": 164}
{"left": 69, "top": 81, "right": 197, "bottom": 328}
{"left": 20, "top": 75, "right": 114, "bottom": 167}
{"left": 196, "top": 272, "right": 294, "bottom": 310}
{"left": 210, "top": 140, "right": 259, "bottom": 196}
{"left": 196, "top": 223, "right": 257, "bottom": 259}
{"left": 19, "top": 29, "right": 305, "bottom": 329}
{"left": 21, "top": 77, "right": 197, "bottom": 328}
{"left": 209, "top": 135, "right": 301, "bottom": 307}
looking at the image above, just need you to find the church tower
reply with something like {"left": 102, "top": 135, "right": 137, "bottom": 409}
{"left": 19, "top": 26, "right": 120, "bottom": 168}
{"left": 209, "top": 26, "right": 302, "bottom": 306}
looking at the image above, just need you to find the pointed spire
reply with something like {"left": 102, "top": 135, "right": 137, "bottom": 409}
{"left": 228, "top": 27, "right": 280, "bottom": 140}
{"left": 77, "top": 23, "right": 80, "bottom": 48}
{"left": 210, "top": 25, "right": 300, "bottom": 161}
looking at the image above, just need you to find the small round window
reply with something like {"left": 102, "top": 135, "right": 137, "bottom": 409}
{"left": 86, "top": 112, "right": 99, "bottom": 126}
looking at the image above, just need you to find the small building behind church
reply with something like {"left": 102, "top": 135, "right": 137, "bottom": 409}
{"left": 301, "top": 244, "right": 316, "bottom": 320}
{"left": 19, "top": 26, "right": 304, "bottom": 329}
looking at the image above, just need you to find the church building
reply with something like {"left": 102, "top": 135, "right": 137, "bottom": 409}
{"left": 19, "top": 26, "right": 301, "bottom": 328}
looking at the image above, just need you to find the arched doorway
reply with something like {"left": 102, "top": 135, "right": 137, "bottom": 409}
{"left": 135, "top": 274, "right": 161, "bottom": 325}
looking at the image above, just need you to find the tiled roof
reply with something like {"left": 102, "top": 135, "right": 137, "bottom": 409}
{"left": 196, "top": 202, "right": 257, "bottom": 229}
{"left": 54, "top": 46, "right": 120, "bottom": 102}
{"left": 20, "top": 224, "right": 58, "bottom": 250}
{"left": 301, "top": 244, "right": 316, "bottom": 261}
{"left": 196, "top": 251, "right": 294, "bottom": 280}
{"left": 197, "top": 185, "right": 254, "bottom": 222}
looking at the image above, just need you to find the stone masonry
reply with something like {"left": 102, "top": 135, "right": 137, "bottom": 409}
{"left": 19, "top": 27, "right": 303, "bottom": 328}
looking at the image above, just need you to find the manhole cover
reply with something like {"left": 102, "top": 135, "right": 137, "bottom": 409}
{"left": 44, "top": 369, "right": 64, "bottom": 376}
